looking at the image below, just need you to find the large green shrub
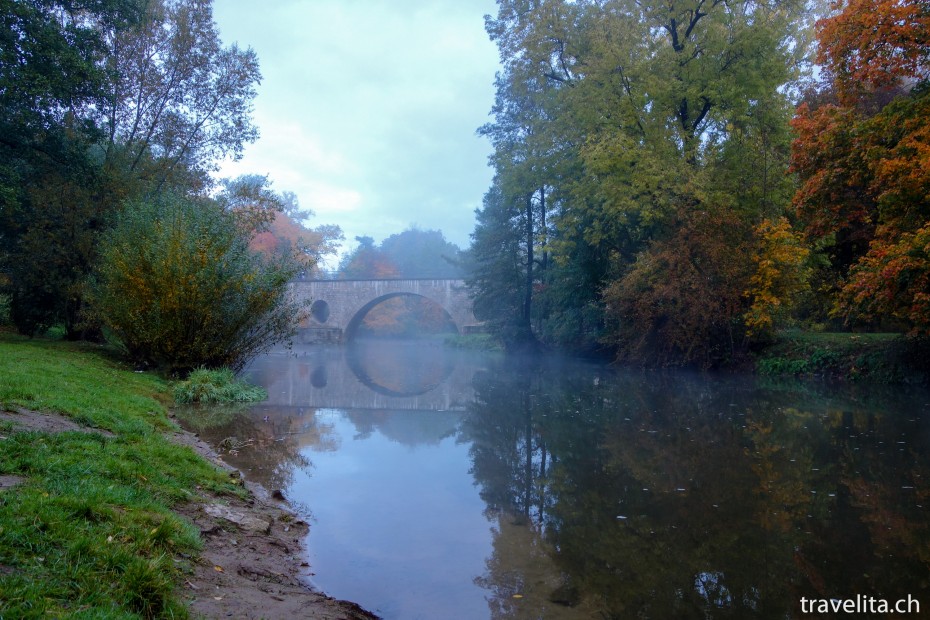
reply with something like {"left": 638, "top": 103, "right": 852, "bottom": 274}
{"left": 91, "top": 193, "right": 306, "bottom": 373}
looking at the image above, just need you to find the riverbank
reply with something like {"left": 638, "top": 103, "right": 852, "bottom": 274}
{"left": 0, "top": 333, "right": 376, "bottom": 619}
{"left": 753, "top": 330, "right": 930, "bottom": 384}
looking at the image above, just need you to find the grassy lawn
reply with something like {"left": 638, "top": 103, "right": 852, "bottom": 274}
{"left": 0, "top": 332, "right": 241, "bottom": 618}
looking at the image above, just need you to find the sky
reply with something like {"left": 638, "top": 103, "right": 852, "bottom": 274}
{"left": 211, "top": 0, "right": 501, "bottom": 265}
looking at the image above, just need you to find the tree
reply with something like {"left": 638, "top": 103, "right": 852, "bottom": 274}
{"left": 603, "top": 205, "right": 755, "bottom": 367}
{"left": 466, "top": 183, "right": 536, "bottom": 347}
{"left": 816, "top": 0, "right": 930, "bottom": 105}
{"left": 0, "top": 0, "right": 262, "bottom": 338}
{"left": 743, "top": 218, "right": 813, "bottom": 339}
{"left": 91, "top": 192, "right": 305, "bottom": 373}
{"left": 338, "top": 236, "right": 399, "bottom": 279}
{"left": 473, "top": 0, "right": 808, "bottom": 362}
{"left": 791, "top": 0, "right": 930, "bottom": 333}
{"left": 98, "top": 0, "right": 260, "bottom": 188}
{"left": 219, "top": 174, "right": 343, "bottom": 274}
{"left": 0, "top": 0, "right": 140, "bottom": 337}
{"left": 379, "top": 228, "right": 464, "bottom": 278}
{"left": 472, "top": 0, "right": 583, "bottom": 348}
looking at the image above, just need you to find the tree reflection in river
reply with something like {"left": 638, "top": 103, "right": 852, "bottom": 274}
{"left": 461, "top": 356, "right": 930, "bottom": 618}
{"left": 181, "top": 345, "right": 930, "bottom": 619}
{"left": 175, "top": 404, "right": 336, "bottom": 493}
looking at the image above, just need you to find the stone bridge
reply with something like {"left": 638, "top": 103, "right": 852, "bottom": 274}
{"left": 291, "top": 279, "right": 480, "bottom": 343}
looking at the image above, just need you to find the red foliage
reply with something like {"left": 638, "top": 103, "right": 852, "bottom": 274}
{"left": 840, "top": 224, "right": 930, "bottom": 334}
{"left": 790, "top": 102, "right": 875, "bottom": 240}
{"left": 792, "top": 0, "right": 930, "bottom": 331}
{"left": 818, "top": 0, "right": 930, "bottom": 103}
{"left": 604, "top": 205, "right": 754, "bottom": 367}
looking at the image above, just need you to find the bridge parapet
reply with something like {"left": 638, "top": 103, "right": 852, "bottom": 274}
{"left": 291, "top": 279, "right": 480, "bottom": 343}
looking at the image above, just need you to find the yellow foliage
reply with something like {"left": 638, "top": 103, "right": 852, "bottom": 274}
{"left": 744, "top": 218, "right": 811, "bottom": 337}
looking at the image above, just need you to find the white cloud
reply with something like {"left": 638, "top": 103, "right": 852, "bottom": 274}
{"left": 212, "top": 0, "right": 499, "bottom": 252}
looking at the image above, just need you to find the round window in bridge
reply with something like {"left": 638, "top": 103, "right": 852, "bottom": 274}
{"left": 311, "top": 300, "right": 330, "bottom": 323}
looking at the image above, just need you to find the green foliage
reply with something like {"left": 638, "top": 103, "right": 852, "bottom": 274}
{"left": 0, "top": 334, "right": 242, "bottom": 618}
{"left": 173, "top": 367, "right": 267, "bottom": 404}
{"left": 2, "top": 154, "right": 115, "bottom": 339}
{"left": 0, "top": 0, "right": 262, "bottom": 343}
{"left": 755, "top": 331, "right": 929, "bottom": 383}
{"left": 90, "top": 192, "right": 306, "bottom": 374}
{"left": 0, "top": 1, "right": 129, "bottom": 338}
{"left": 0, "top": 294, "right": 10, "bottom": 326}
{"left": 465, "top": 184, "right": 536, "bottom": 348}
{"left": 471, "top": 0, "right": 809, "bottom": 363}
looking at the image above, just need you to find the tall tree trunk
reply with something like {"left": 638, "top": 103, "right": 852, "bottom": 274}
{"left": 540, "top": 187, "right": 548, "bottom": 273}
{"left": 523, "top": 193, "right": 534, "bottom": 333}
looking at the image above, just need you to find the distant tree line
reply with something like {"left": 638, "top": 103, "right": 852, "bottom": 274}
{"left": 466, "top": 0, "right": 930, "bottom": 363}
{"left": 0, "top": 0, "right": 340, "bottom": 372}
{"left": 337, "top": 228, "right": 464, "bottom": 279}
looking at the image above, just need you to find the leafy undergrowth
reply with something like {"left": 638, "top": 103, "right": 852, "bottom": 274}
{"left": 754, "top": 331, "right": 930, "bottom": 383}
{"left": 0, "top": 333, "right": 242, "bottom": 618}
{"left": 173, "top": 367, "right": 267, "bottom": 404}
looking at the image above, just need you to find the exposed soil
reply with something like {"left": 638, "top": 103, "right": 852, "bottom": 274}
{"left": 0, "top": 406, "right": 115, "bottom": 436}
{"left": 2, "top": 407, "right": 379, "bottom": 620}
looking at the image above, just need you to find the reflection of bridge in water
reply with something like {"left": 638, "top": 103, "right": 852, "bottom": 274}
{"left": 245, "top": 343, "right": 479, "bottom": 411}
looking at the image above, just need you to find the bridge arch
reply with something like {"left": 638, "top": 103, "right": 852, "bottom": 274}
{"left": 343, "top": 292, "right": 458, "bottom": 342}
{"left": 290, "top": 279, "right": 480, "bottom": 344}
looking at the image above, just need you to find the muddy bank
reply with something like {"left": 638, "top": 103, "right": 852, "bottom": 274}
{"left": 167, "top": 428, "right": 379, "bottom": 619}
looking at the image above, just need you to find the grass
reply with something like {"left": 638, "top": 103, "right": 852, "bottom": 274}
{"left": 754, "top": 330, "right": 929, "bottom": 383}
{"left": 443, "top": 332, "right": 503, "bottom": 351}
{"left": 173, "top": 367, "right": 267, "bottom": 404}
{"left": 0, "top": 331, "right": 242, "bottom": 618}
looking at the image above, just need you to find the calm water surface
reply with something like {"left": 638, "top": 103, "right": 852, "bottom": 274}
{"left": 178, "top": 341, "right": 930, "bottom": 619}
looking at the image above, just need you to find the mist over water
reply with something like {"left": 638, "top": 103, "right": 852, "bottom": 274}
{"left": 178, "top": 342, "right": 930, "bottom": 619}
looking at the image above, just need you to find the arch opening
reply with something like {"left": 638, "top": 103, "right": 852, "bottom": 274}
{"left": 310, "top": 299, "right": 330, "bottom": 323}
{"left": 344, "top": 293, "right": 458, "bottom": 342}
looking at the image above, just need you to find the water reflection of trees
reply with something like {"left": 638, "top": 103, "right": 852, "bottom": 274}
{"left": 175, "top": 405, "right": 337, "bottom": 491}
{"left": 461, "top": 359, "right": 930, "bottom": 618}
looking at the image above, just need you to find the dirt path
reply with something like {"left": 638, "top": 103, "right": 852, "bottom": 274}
{"left": 2, "top": 407, "right": 379, "bottom": 620}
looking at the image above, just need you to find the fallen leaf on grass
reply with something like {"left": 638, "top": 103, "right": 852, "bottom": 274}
{"left": 213, "top": 565, "right": 224, "bottom": 573}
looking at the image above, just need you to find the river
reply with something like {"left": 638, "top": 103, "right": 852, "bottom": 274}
{"left": 177, "top": 340, "right": 930, "bottom": 619}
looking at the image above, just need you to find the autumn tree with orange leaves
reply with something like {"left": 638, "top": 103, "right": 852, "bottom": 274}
{"left": 791, "top": 0, "right": 930, "bottom": 333}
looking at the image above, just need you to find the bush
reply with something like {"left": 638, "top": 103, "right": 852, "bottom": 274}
{"left": 91, "top": 193, "right": 306, "bottom": 373}
{"left": 173, "top": 367, "right": 267, "bottom": 404}
{"left": 0, "top": 293, "right": 10, "bottom": 326}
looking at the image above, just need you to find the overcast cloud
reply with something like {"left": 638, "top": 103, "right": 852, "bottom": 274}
{"left": 212, "top": 0, "right": 500, "bottom": 264}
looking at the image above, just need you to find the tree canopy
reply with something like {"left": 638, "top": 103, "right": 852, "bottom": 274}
{"left": 0, "top": 0, "right": 340, "bottom": 371}
{"left": 791, "top": 0, "right": 930, "bottom": 334}
{"left": 469, "top": 0, "right": 814, "bottom": 360}
{"left": 338, "top": 228, "right": 464, "bottom": 279}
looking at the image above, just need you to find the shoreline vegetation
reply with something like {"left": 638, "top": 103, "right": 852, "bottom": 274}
{"left": 0, "top": 332, "right": 376, "bottom": 619}
{"left": 752, "top": 331, "right": 930, "bottom": 385}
